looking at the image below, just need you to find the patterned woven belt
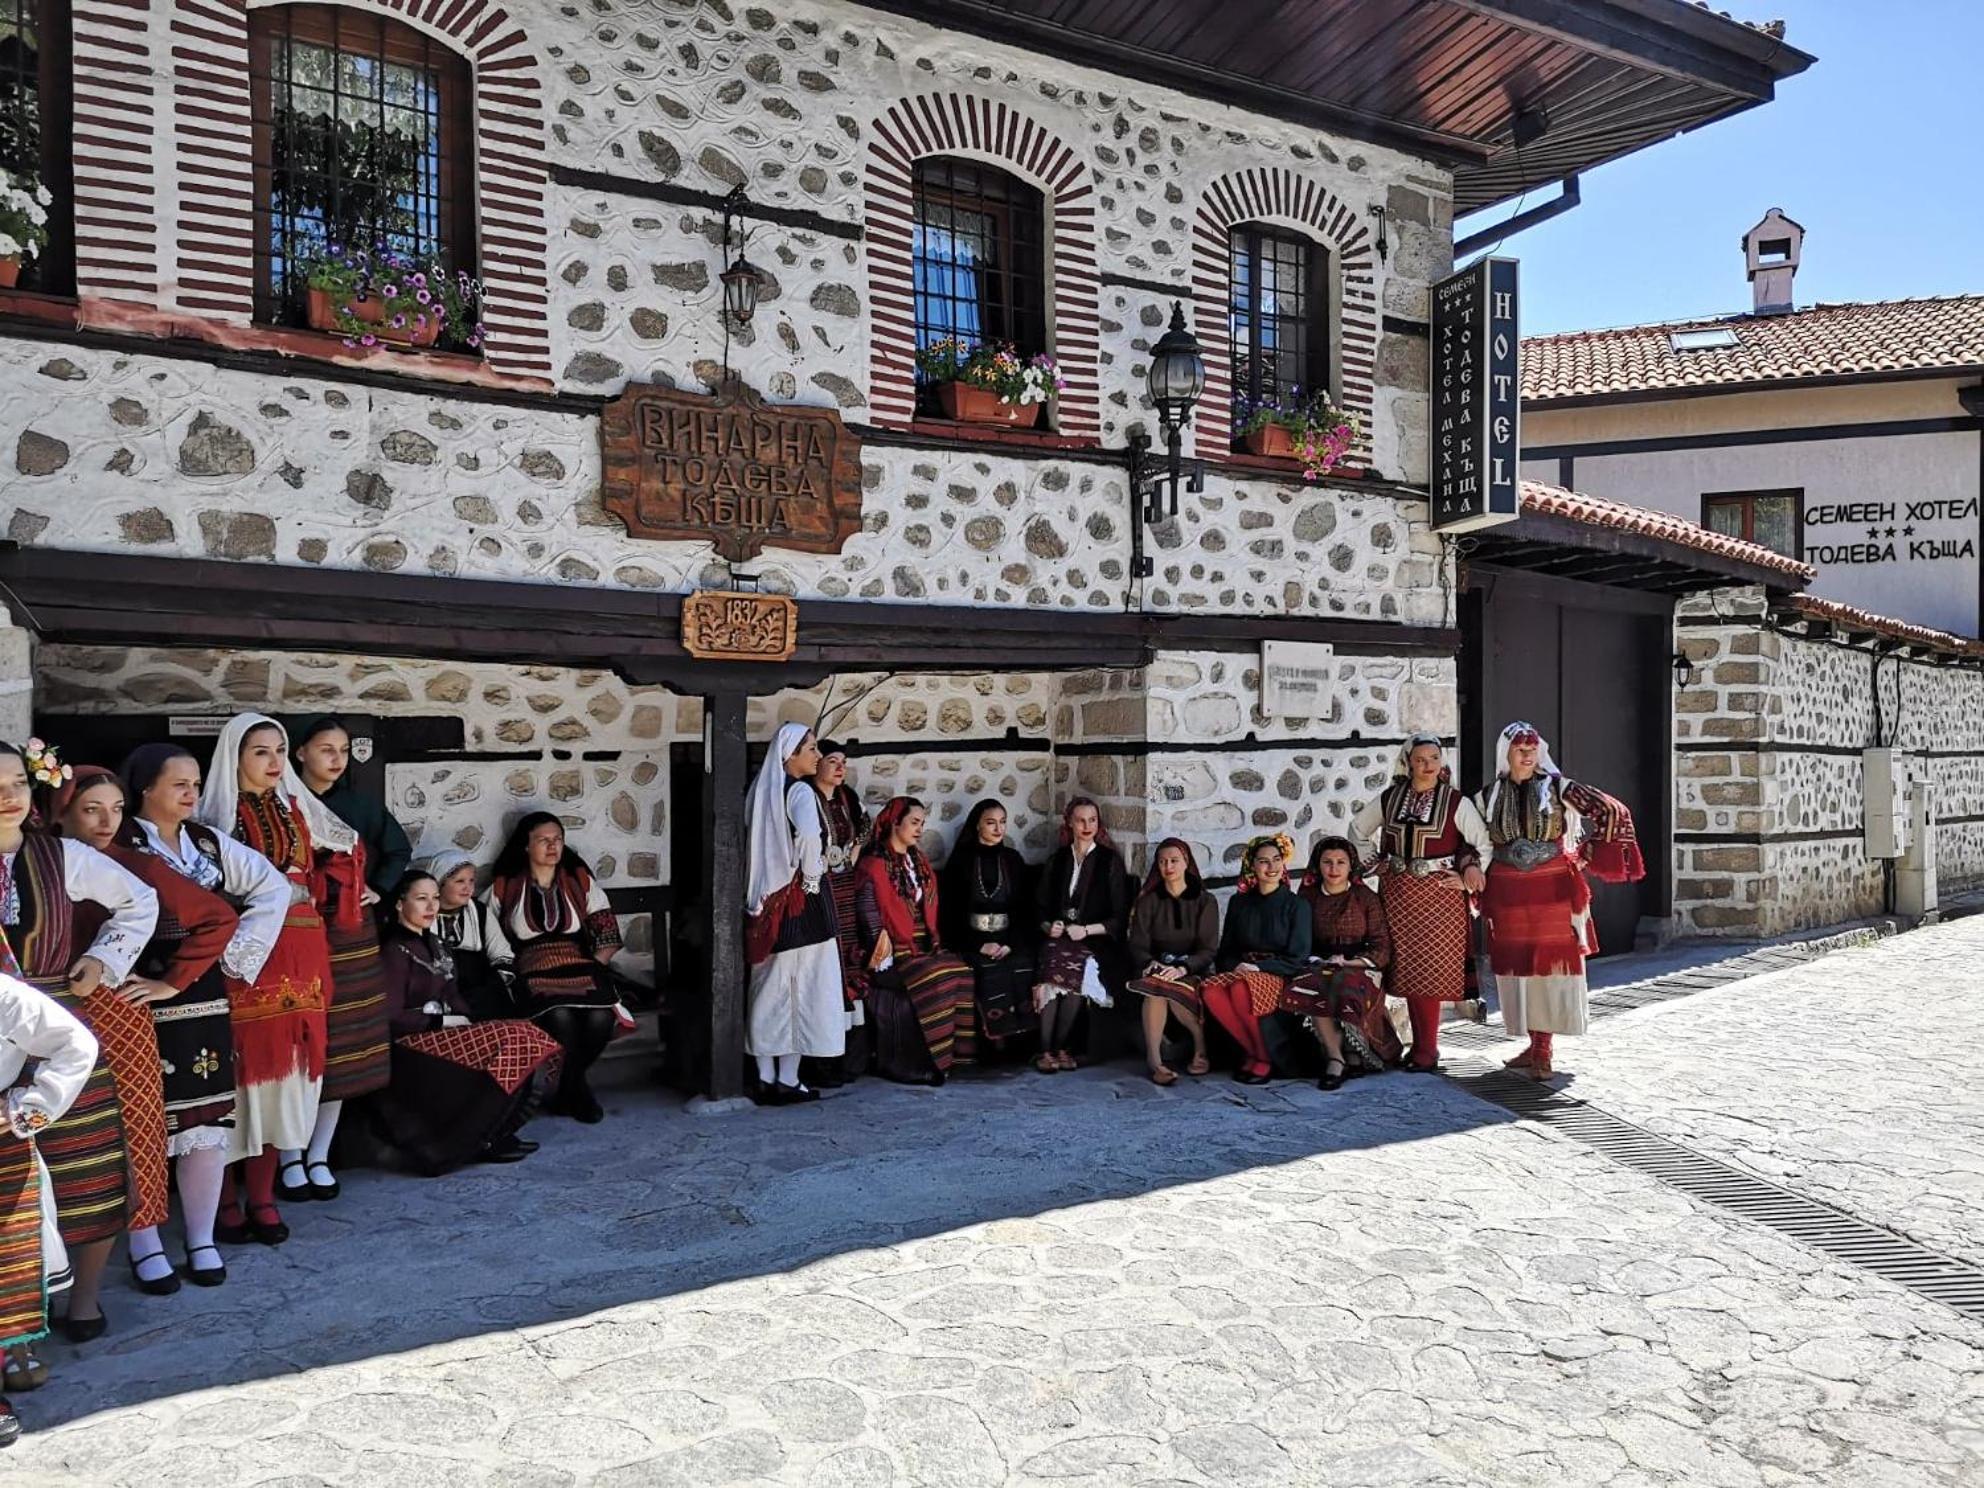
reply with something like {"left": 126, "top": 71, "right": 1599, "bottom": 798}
{"left": 968, "top": 913, "right": 1011, "bottom": 933}
{"left": 1494, "top": 840, "right": 1563, "bottom": 870}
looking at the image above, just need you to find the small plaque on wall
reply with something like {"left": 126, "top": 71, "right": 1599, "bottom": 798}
{"left": 1260, "top": 640, "right": 1335, "bottom": 720}
{"left": 681, "top": 591, "right": 799, "bottom": 662}
{"left": 601, "top": 377, "right": 864, "bottom": 562}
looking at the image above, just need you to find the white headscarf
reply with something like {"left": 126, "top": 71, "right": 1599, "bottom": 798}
{"left": 196, "top": 712, "right": 359, "bottom": 854}
{"left": 418, "top": 848, "right": 479, "bottom": 888}
{"left": 745, "top": 722, "right": 812, "bottom": 914}
{"left": 1390, "top": 732, "right": 1446, "bottom": 780}
{"left": 1482, "top": 720, "right": 1563, "bottom": 818}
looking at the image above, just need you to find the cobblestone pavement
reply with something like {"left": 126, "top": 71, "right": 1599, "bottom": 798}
{"left": 11, "top": 925, "right": 1984, "bottom": 1486}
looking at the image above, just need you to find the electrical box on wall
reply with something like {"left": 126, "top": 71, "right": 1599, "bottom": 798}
{"left": 1863, "top": 747, "right": 1909, "bottom": 859}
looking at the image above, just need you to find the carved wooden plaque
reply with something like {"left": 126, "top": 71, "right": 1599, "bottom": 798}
{"left": 600, "top": 377, "right": 864, "bottom": 562}
{"left": 681, "top": 590, "right": 799, "bottom": 662}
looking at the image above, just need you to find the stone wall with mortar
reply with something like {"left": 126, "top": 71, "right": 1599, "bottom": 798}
{"left": 1672, "top": 588, "right": 1984, "bottom": 936}
{"left": 1, "top": 0, "right": 1452, "bottom": 626}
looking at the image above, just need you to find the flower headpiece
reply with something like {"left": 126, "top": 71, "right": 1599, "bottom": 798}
{"left": 1239, "top": 832, "right": 1298, "bottom": 892}
{"left": 21, "top": 737, "right": 70, "bottom": 789}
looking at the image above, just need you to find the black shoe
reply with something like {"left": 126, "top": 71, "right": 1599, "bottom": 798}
{"left": 477, "top": 1140, "right": 531, "bottom": 1164}
{"left": 751, "top": 1084, "right": 790, "bottom": 1108}
{"left": 507, "top": 1137, "right": 540, "bottom": 1155}
{"left": 275, "top": 1160, "right": 313, "bottom": 1204}
{"left": 245, "top": 1206, "right": 289, "bottom": 1246}
{"left": 1233, "top": 1068, "right": 1271, "bottom": 1086}
{"left": 129, "top": 1250, "right": 182, "bottom": 1297}
{"left": 304, "top": 1163, "right": 340, "bottom": 1202}
{"left": 1319, "top": 1060, "right": 1346, "bottom": 1092}
{"left": 0, "top": 1396, "right": 18, "bottom": 1449}
{"left": 59, "top": 1311, "right": 106, "bottom": 1345}
{"left": 781, "top": 1083, "right": 821, "bottom": 1103}
{"left": 1403, "top": 1061, "right": 1443, "bottom": 1075}
{"left": 181, "top": 1246, "right": 227, "bottom": 1287}
{"left": 564, "top": 1086, "right": 605, "bottom": 1124}
{"left": 214, "top": 1208, "right": 249, "bottom": 1246}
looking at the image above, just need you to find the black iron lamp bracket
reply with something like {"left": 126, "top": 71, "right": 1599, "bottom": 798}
{"left": 1126, "top": 424, "right": 1205, "bottom": 581}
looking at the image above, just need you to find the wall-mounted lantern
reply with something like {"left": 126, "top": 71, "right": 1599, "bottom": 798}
{"left": 1127, "top": 301, "right": 1207, "bottom": 580}
{"left": 719, "top": 185, "right": 765, "bottom": 328}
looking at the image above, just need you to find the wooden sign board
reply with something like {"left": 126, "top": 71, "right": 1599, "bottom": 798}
{"left": 681, "top": 591, "right": 799, "bottom": 662}
{"left": 601, "top": 378, "right": 864, "bottom": 562}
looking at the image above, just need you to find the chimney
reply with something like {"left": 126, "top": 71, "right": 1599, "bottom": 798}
{"left": 1744, "top": 207, "right": 1804, "bottom": 315}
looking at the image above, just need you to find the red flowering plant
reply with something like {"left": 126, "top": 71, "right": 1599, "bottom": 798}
{"left": 914, "top": 338, "right": 1065, "bottom": 406}
{"left": 301, "top": 241, "right": 485, "bottom": 351}
{"left": 1235, "top": 386, "right": 1361, "bottom": 478}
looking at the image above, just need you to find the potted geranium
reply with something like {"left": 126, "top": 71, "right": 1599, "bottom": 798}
{"left": 1235, "top": 387, "right": 1361, "bottom": 477}
{"left": 300, "top": 241, "right": 485, "bottom": 352}
{"left": 0, "top": 164, "right": 51, "bottom": 289}
{"left": 915, "top": 337, "right": 1064, "bottom": 427}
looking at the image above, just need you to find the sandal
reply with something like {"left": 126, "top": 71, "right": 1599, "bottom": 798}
{"left": 1186, "top": 1055, "right": 1211, "bottom": 1077}
{"left": 1034, "top": 1053, "right": 1059, "bottom": 1074}
{"left": 1054, "top": 1051, "right": 1078, "bottom": 1072}
{"left": 1530, "top": 1060, "right": 1555, "bottom": 1082}
{"left": 1503, "top": 1049, "right": 1538, "bottom": 1071}
{"left": 1149, "top": 1066, "right": 1178, "bottom": 1087}
{"left": 3, "top": 1352, "right": 46, "bottom": 1393}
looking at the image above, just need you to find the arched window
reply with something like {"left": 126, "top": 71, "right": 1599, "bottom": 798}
{"left": 912, "top": 156, "right": 1047, "bottom": 413}
{"left": 1228, "top": 223, "right": 1330, "bottom": 442}
{"left": 0, "top": 0, "right": 73, "bottom": 296}
{"left": 249, "top": 5, "right": 476, "bottom": 339}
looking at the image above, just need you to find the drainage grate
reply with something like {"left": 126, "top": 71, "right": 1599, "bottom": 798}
{"left": 1453, "top": 1064, "right": 1984, "bottom": 1321}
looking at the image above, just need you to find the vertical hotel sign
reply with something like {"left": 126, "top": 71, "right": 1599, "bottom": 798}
{"left": 1430, "top": 256, "right": 1520, "bottom": 533}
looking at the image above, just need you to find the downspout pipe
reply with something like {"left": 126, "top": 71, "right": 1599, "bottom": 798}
{"left": 1454, "top": 175, "right": 1582, "bottom": 261}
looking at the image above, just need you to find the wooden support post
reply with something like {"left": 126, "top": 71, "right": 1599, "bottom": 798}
{"left": 702, "top": 690, "right": 749, "bottom": 1099}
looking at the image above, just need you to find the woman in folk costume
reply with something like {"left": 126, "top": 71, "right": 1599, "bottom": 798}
{"left": 814, "top": 741, "right": 871, "bottom": 1011}
{"left": 1122, "top": 838, "right": 1220, "bottom": 1086}
{"left": 937, "top": 798, "right": 1038, "bottom": 1053}
{"left": 423, "top": 850, "right": 509, "bottom": 1020}
{"left": 0, "top": 969, "right": 100, "bottom": 1447}
{"left": 122, "top": 743, "right": 289, "bottom": 1283}
{"left": 1476, "top": 722, "right": 1645, "bottom": 1081}
{"left": 1198, "top": 833, "right": 1312, "bottom": 1085}
{"left": 197, "top": 713, "right": 348, "bottom": 1245}
{"left": 285, "top": 717, "right": 396, "bottom": 1200}
{"left": 1352, "top": 734, "right": 1491, "bottom": 1073}
{"left": 0, "top": 742, "right": 155, "bottom": 1385}
{"left": 1030, "top": 798, "right": 1128, "bottom": 1073}
{"left": 483, "top": 814, "right": 624, "bottom": 1124}
{"left": 1284, "top": 835, "right": 1401, "bottom": 1089}
{"left": 743, "top": 724, "right": 843, "bottom": 1104}
{"left": 853, "top": 797, "right": 979, "bottom": 1085}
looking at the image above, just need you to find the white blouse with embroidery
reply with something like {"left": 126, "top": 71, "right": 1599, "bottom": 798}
{"left": 0, "top": 839, "right": 158, "bottom": 986}
{"left": 135, "top": 819, "right": 290, "bottom": 984}
{"left": 0, "top": 970, "right": 98, "bottom": 1135}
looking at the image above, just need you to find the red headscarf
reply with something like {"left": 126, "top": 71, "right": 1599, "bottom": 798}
{"left": 1058, "top": 796, "right": 1113, "bottom": 849}
{"left": 40, "top": 761, "right": 121, "bottom": 833}
{"left": 1139, "top": 837, "right": 1203, "bottom": 898}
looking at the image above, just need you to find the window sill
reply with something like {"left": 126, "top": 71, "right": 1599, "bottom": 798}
{"left": 906, "top": 417, "right": 1094, "bottom": 453}
{"left": 0, "top": 287, "right": 81, "bottom": 329}
{"left": 1211, "top": 449, "right": 1316, "bottom": 478}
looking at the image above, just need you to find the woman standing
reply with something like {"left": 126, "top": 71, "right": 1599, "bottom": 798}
{"left": 374, "top": 870, "right": 563, "bottom": 1172}
{"left": 0, "top": 968, "right": 100, "bottom": 1447}
{"left": 1030, "top": 798, "right": 1128, "bottom": 1074}
{"left": 743, "top": 724, "right": 843, "bottom": 1105}
{"left": 198, "top": 713, "right": 347, "bottom": 1243}
{"left": 1476, "top": 722, "right": 1644, "bottom": 1082}
{"left": 1353, "top": 735, "right": 1491, "bottom": 1074}
{"left": 0, "top": 741, "right": 155, "bottom": 1384}
{"left": 1122, "top": 839, "right": 1218, "bottom": 1086}
{"left": 937, "top": 799, "right": 1037, "bottom": 1051}
{"left": 1285, "top": 836, "right": 1399, "bottom": 1090}
{"left": 287, "top": 718, "right": 396, "bottom": 1199}
{"left": 484, "top": 815, "right": 623, "bottom": 1124}
{"left": 423, "top": 851, "right": 509, "bottom": 1020}
{"left": 1199, "top": 834, "right": 1312, "bottom": 1085}
{"left": 123, "top": 743, "right": 289, "bottom": 1282}
{"left": 853, "top": 797, "right": 978, "bottom": 1084}
{"left": 815, "top": 741, "right": 869, "bottom": 1000}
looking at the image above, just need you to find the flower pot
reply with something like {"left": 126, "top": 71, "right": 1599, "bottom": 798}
{"left": 935, "top": 380, "right": 1041, "bottom": 428}
{"left": 0, "top": 256, "right": 20, "bottom": 290}
{"left": 1242, "top": 424, "right": 1296, "bottom": 458}
{"left": 306, "top": 286, "right": 442, "bottom": 348}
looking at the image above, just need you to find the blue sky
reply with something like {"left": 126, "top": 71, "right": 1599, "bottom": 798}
{"left": 1465, "top": 2, "right": 1980, "bottom": 337}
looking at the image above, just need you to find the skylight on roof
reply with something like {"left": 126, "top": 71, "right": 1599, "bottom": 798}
{"left": 1670, "top": 328, "right": 1741, "bottom": 352}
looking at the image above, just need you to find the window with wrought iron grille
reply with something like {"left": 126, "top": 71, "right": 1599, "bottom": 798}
{"left": 1703, "top": 489, "right": 1803, "bottom": 560}
{"left": 911, "top": 157, "right": 1047, "bottom": 413}
{"left": 0, "top": 0, "right": 73, "bottom": 296}
{"left": 249, "top": 5, "right": 475, "bottom": 337}
{"left": 1228, "top": 224, "right": 1330, "bottom": 443}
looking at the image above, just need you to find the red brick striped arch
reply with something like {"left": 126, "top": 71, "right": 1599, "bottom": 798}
{"left": 1192, "top": 169, "right": 1377, "bottom": 471}
{"left": 163, "top": 0, "right": 551, "bottom": 378}
{"left": 864, "top": 93, "right": 1100, "bottom": 439}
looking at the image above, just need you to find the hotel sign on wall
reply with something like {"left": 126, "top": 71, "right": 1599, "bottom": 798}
{"left": 601, "top": 378, "right": 864, "bottom": 561}
{"left": 1430, "top": 256, "right": 1520, "bottom": 533}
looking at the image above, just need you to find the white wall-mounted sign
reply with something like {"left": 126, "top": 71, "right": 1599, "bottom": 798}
{"left": 1260, "top": 641, "right": 1336, "bottom": 720}
{"left": 166, "top": 715, "right": 229, "bottom": 738}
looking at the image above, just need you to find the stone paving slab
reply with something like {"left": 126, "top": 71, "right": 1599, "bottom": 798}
{"left": 8, "top": 975, "right": 1984, "bottom": 1486}
{"left": 1478, "top": 915, "right": 1984, "bottom": 1276}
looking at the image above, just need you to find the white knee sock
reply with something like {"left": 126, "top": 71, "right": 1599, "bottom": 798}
{"left": 306, "top": 1100, "right": 343, "bottom": 1167}
{"left": 776, "top": 1053, "right": 802, "bottom": 1087}
{"left": 179, "top": 1146, "right": 228, "bottom": 1255}
{"left": 755, "top": 1054, "right": 778, "bottom": 1086}
{"left": 127, "top": 1225, "right": 173, "bottom": 1283}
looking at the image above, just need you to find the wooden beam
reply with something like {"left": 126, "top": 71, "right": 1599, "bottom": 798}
{"left": 702, "top": 692, "right": 749, "bottom": 1101}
